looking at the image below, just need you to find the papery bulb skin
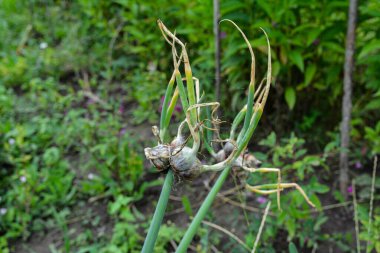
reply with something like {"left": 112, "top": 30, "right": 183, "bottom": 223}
{"left": 243, "top": 153, "right": 261, "bottom": 167}
{"left": 144, "top": 145, "right": 170, "bottom": 171}
{"left": 215, "top": 141, "right": 235, "bottom": 163}
{"left": 232, "top": 153, "right": 262, "bottom": 168}
{"left": 223, "top": 141, "right": 235, "bottom": 155}
{"left": 215, "top": 149, "right": 226, "bottom": 163}
{"left": 170, "top": 146, "right": 202, "bottom": 180}
{"left": 170, "top": 134, "right": 185, "bottom": 148}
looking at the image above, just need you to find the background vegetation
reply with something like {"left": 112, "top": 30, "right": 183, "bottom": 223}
{"left": 0, "top": 0, "right": 379, "bottom": 252}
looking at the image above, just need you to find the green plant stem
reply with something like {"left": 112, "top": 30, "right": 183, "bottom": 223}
{"left": 175, "top": 167, "right": 231, "bottom": 253}
{"left": 175, "top": 70, "right": 189, "bottom": 112}
{"left": 220, "top": 19, "right": 255, "bottom": 140}
{"left": 175, "top": 108, "right": 263, "bottom": 252}
{"left": 141, "top": 170, "right": 174, "bottom": 253}
{"left": 163, "top": 89, "right": 180, "bottom": 135}
{"left": 184, "top": 66, "right": 197, "bottom": 125}
{"left": 234, "top": 108, "right": 263, "bottom": 160}
{"left": 160, "top": 75, "right": 176, "bottom": 131}
{"left": 230, "top": 105, "right": 247, "bottom": 140}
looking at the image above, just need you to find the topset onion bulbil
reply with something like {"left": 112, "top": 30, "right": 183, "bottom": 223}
{"left": 144, "top": 132, "right": 202, "bottom": 180}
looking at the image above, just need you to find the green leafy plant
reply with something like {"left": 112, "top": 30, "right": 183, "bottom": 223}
{"left": 142, "top": 20, "right": 316, "bottom": 253}
{"left": 0, "top": 75, "right": 148, "bottom": 252}
{"left": 354, "top": 157, "right": 380, "bottom": 253}
{"left": 2, "top": 1, "right": 379, "bottom": 251}
{"left": 244, "top": 132, "right": 330, "bottom": 251}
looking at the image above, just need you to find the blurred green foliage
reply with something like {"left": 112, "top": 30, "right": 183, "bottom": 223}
{"left": 0, "top": 0, "right": 379, "bottom": 252}
{"left": 217, "top": 0, "right": 380, "bottom": 152}
{"left": 1, "top": 0, "right": 378, "bottom": 151}
{"left": 247, "top": 132, "right": 331, "bottom": 252}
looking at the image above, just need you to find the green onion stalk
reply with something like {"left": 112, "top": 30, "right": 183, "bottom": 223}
{"left": 175, "top": 20, "right": 272, "bottom": 252}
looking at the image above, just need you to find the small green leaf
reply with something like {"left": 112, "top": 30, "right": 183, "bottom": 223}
{"left": 306, "top": 28, "right": 322, "bottom": 46}
{"left": 313, "top": 185, "right": 330, "bottom": 194}
{"left": 272, "top": 61, "right": 281, "bottom": 76}
{"left": 364, "top": 98, "right": 380, "bottom": 111}
{"left": 245, "top": 233, "right": 254, "bottom": 248}
{"left": 181, "top": 196, "right": 193, "bottom": 217}
{"left": 289, "top": 242, "right": 299, "bottom": 253}
{"left": 289, "top": 50, "right": 304, "bottom": 72}
{"left": 259, "top": 132, "right": 276, "bottom": 147}
{"left": 43, "top": 147, "right": 60, "bottom": 165}
{"left": 303, "top": 155, "right": 321, "bottom": 166}
{"left": 358, "top": 39, "right": 380, "bottom": 59}
{"left": 286, "top": 218, "right": 296, "bottom": 238}
{"left": 323, "top": 42, "right": 345, "bottom": 53}
{"left": 256, "top": 0, "right": 273, "bottom": 19}
{"left": 305, "top": 64, "right": 316, "bottom": 86}
{"left": 295, "top": 149, "right": 307, "bottom": 159}
{"left": 333, "top": 190, "right": 345, "bottom": 203}
{"left": 310, "top": 194, "right": 322, "bottom": 208}
{"left": 313, "top": 216, "right": 328, "bottom": 231}
{"left": 285, "top": 87, "right": 296, "bottom": 110}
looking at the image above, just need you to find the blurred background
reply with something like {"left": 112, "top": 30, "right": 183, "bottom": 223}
{"left": 0, "top": 0, "right": 379, "bottom": 252}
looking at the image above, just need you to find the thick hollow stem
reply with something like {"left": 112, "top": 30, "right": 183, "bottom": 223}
{"left": 175, "top": 167, "right": 231, "bottom": 253}
{"left": 175, "top": 24, "right": 272, "bottom": 253}
{"left": 163, "top": 88, "right": 180, "bottom": 130}
{"left": 230, "top": 105, "right": 247, "bottom": 140}
{"left": 141, "top": 170, "right": 174, "bottom": 253}
{"left": 175, "top": 70, "right": 189, "bottom": 111}
{"left": 160, "top": 74, "right": 176, "bottom": 140}
{"left": 160, "top": 53, "right": 183, "bottom": 141}
{"left": 221, "top": 19, "right": 256, "bottom": 140}
{"left": 158, "top": 20, "right": 197, "bottom": 126}
{"left": 143, "top": 32, "right": 186, "bottom": 253}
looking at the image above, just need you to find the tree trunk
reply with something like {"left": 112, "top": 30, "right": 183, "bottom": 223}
{"left": 213, "top": 0, "right": 221, "bottom": 151}
{"left": 214, "top": 0, "right": 221, "bottom": 103}
{"left": 340, "top": 0, "right": 358, "bottom": 199}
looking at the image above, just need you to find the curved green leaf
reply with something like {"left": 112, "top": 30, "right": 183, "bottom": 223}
{"left": 285, "top": 86, "right": 296, "bottom": 110}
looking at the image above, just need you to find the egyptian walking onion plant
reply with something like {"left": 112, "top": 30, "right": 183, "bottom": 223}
{"left": 142, "top": 20, "right": 315, "bottom": 253}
